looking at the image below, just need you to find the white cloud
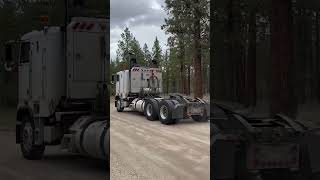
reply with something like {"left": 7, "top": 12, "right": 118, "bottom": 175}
{"left": 110, "top": 0, "right": 168, "bottom": 60}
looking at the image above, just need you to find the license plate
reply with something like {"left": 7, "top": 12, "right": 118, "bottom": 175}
{"left": 247, "top": 143, "right": 299, "bottom": 170}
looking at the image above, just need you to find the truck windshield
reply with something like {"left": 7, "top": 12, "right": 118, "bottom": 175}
{"left": 20, "top": 42, "right": 30, "bottom": 63}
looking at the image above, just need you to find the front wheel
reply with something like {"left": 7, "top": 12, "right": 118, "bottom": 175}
{"left": 116, "top": 100, "right": 124, "bottom": 112}
{"left": 20, "top": 116, "right": 45, "bottom": 160}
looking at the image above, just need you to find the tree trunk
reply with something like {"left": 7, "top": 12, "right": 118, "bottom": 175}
{"left": 179, "top": 39, "right": 187, "bottom": 94}
{"left": 212, "top": 2, "right": 227, "bottom": 101}
{"left": 316, "top": 12, "right": 320, "bottom": 102}
{"left": 270, "top": 0, "right": 295, "bottom": 116}
{"left": 166, "top": 63, "right": 170, "bottom": 95}
{"left": 193, "top": 0, "right": 203, "bottom": 98}
{"left": 187, "top": 64, "right": 191, "bottom": 95}
{"left": 247, "top": 8, "right": 257, "bottom": 107}
{"left": 231, "top": 0, "right": 242, "bottom": 103}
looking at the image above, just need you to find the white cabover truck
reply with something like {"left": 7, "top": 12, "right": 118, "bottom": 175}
{"left": 5, "top": 17, "right": 109, "bottom": 160}
{"left": 112, "top": 58, "right": 209, "bottom": 125}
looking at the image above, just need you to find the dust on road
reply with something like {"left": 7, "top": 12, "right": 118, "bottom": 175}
{"left": 0, "top": 131, "right": 108, "bottom": 180}
{"left": 110, "top": 104, "right": 210, "bottom": 180}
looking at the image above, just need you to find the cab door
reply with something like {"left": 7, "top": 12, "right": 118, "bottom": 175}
{"left": 18, "top": 42, "right": 31, "bottom": 102}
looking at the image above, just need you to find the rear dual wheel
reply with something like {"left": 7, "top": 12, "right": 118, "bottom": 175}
{"left": 144, "top": 99, "right": 159, "bottom": 121}
{"left": 158, "top": 100, "right": 176, "bottom": 125}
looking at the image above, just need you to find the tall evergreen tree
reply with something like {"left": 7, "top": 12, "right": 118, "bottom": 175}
{"left": 152, "top": 37, "right": 162, "bottom": 65}
{"left": 162, "top": 0, "right": 209, "bottom": 97}
{"left": 143, "top": 43, "right": 152, "bottom": 65}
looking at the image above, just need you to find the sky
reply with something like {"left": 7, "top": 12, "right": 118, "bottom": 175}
{"left": 110, "top": 0, "right": 168, "bottom": 60}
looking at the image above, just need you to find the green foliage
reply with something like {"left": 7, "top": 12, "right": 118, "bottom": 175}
{"left": 143, "top": 43, "right": 152, "bottom": 64}
{"left": 162, "top": 0, "right": 210, "bottom": 95}
{"left": 115, "top": 27, "right": 145, "bottom": 67}
{"left": 113, "top": 28, "right": 165, "bottom": 71}
{"left": 152, "top": 37, "right": 162, "bottom": 64}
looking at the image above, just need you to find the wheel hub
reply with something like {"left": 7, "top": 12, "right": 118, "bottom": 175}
{"left": 22, "top": 122, "right": 33, "bottom": 151}
{"left": 160, "top": 105, "right": 168, "bottom": 120}
{"left": 117, "top": 100, "right": 121, "bottom": 108}
{"left": 146, "top": 104, "right": 153, "bottom": 117}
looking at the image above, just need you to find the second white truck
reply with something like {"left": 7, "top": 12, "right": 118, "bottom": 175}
{"left": 112, "top": 57, "right": 209, "bottom": 125}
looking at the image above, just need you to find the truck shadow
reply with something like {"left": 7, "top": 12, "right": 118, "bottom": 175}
{"left": 119, "top": 110, "right": 209, "bottom": 125}
{"left": 175, "top": 119, "right": 209, "bottom": 125}
{"left": 41, "top": 153, "right": 108, "bottom": 173}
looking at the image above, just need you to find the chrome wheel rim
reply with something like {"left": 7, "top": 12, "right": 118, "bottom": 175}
{"left": 160, "top": 105, "right": 168, "bottom": 120}
{"left": 117, "top": 100, "right": 121, "bottom": 109}
{"left": 146, "top": 104, "right": 153, "bottom": 117}
{"left": 22, "top": 122, "right": 33, "bottom": 151}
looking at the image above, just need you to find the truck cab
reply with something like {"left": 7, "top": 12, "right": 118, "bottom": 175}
{"left": 6, "top": 17, "right": 109, "bottom": 160}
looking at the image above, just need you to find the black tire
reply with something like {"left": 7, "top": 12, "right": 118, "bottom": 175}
{"left": 158, "top": 100, "right": 176, "bottom": 125}
{"left": 144, "top": 99, "right": 159, "bottom": 121}
{"left": 191, "top": 109, "right": 208, "bottom": 122}
{"left": 116, "top": 100, "right": 124, "bottom": 112}
{"left": 20, "top": 116, "right": 45, "bottom": 160}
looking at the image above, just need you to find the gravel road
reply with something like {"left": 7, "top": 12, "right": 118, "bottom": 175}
{"left": 110, "top": 103, "right": 210, "bottom": 180}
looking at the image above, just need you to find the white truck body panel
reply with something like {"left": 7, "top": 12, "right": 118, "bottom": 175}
{"left": 17, "top": 17, "right": 109, "bottom": 116}
{"left": 116, "top": 70, "right": 130, "bottom": 99}
{"left": 115, "top": 67, "right": 163, "bottom": 98}
{"left": 19, "top": 27, "right": 65, "bottom": 117}
{"left": 130, "top": 67, "right": 162, "bottom": 94}
{"left": 67, "top": 17, "right": 108, "bottom": 99}
{"left": 18, "top": 63, "right": 30, "bottom": 102}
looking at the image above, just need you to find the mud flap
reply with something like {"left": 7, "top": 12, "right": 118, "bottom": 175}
{"left": 171, "top": 104, "right": 184, "bottom": 119}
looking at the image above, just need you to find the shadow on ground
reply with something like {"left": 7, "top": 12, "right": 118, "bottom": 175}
{"left": 41, "top": 153, "right": 108, "bottom": 172}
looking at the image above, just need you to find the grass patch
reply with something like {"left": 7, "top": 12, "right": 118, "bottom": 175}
{"left": 0, "top": 106, "right": 16, "bottom": 129}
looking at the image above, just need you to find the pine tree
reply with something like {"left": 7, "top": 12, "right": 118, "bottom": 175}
{"left": 143, "top": 43, "right": 152, "bottom": 65}
{"left": 152, "top": 37, "right": 162, "bottom": 65}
